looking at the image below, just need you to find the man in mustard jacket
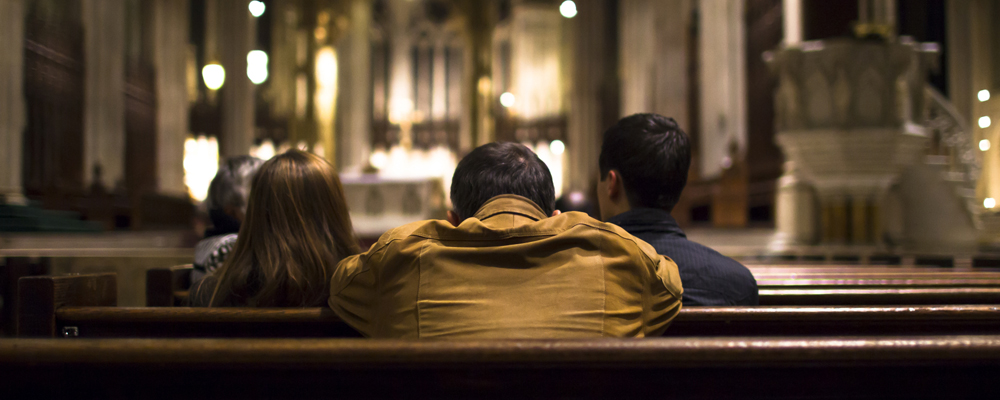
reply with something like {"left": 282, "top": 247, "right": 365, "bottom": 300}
{"left": 329, "top": 142, "right": 682, "bottom": 338}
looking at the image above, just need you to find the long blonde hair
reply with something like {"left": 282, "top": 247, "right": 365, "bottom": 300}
{"left": 209, "top": 150, "right": 361, "bottom": 307}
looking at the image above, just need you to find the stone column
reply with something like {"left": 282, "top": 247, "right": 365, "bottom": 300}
{"left": 0, "top": 0, "right": 27, "bottom": 205}
{"left": 619, "top": 0, "right": 691, "bottom": 128}
{"left": 698, "top": 0, "right": 747, "bottom": 180}
{"left": 387, "top": 0, "right": 414, "bottom": 147}
{"left": 153, "top": 0, "right": 190, "bottom": 197}
{"left": 217, "top": 0, "right": 256, "bottom": 158}
{"left": 783, "top": 0, "right": 803, "bottom": 46}
{"left": 566, "top": 0, "right": 612, "bottom": 194}
{"left": 336, "top": 0, "right": 373, "bottom": 173}
{"left": 82, "top": 0, "right": 127, "bottom": 191}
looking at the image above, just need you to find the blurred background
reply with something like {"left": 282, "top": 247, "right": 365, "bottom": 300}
{"left": 3, "top": 0, "right": 1000, "bottom": 304}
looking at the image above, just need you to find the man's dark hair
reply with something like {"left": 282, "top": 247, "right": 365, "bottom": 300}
{"left": 450, "top": 142, "right": 555, "bottom": 220}
{"left": 599, "top": 113, "right": 691, "bottom": 211}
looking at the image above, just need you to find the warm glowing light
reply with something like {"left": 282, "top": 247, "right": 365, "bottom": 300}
{"left": 369, "top": 149, "right": 389, "bottom": 170}
{"left": 247, "top": 50, "right": 269, "bottom": 84}
{"left": 986, "top": 198, "right": 997, "bottom": 209}
{"left": 980, "top": 116, "right": 992, "bottom": 129}
{"left": 202, "top": 64, "right": 225, "bottom": 90}
{"left": 979, "top": 90, "right": 991, "bottom": 102}
{"left": 389, "top": 98, "right": 414, "bottom": 124}
{"left": 500, "top": 92, "right": 516, "bottom": 108}
{"left": 183, "top": 136, "right": 219, "bottom": 201}
{"left": 315, "top": 47, "right": 338, "bottom": 86}
{"left": 981, "top": 139, "right": 992, "bottom": 151}
{"left": 524, "top": 141, "right": 565, "bottom": 198}
{"left": 559, "top": 1, "right": 578, "bottom": 18}
{"left": 550, "top": 140, "right": 565, "bottom": 155}
{"left": 248, "top": 0, "right": 265, "bottom": 17}
{"left": 250, "top": 140, "right": 276, "bottom": 160}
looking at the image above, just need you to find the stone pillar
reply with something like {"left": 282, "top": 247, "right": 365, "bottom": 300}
{"left": 431, "top": 40, "right": 448, "bottom": 121}
{"left": 619, "top": 0, "right": 691, "bottom": 127}
{"left": 387, "top": 0, "right": 414, "bottom": 147}
{"left": 0, "top": 0, "right": 27, "bottom": 205}
{"left": 566, "top": 0, "right": 612, "bottom": 194}
{"left": 698, "top": 0, "right": 747, "bottom": 180}
{"left": 783, "top": 0, "right": 803, "bottom": 46}
{"left": 153, "top": 0, "right": 190, "bottom": 197}
{"left": 463, "top": 0, "right": 494, "bottom": 148}
{"left": 217, "top": 0, "right": 256, "bottom": 158}
{"left": 336, "top": 0, "right": 372, "bottom": 173}
{"left": 772, "top": 161, "right": 817, "bottom": 247}
{"left": 82, "top": 0, "right": 127, "bottom": 190}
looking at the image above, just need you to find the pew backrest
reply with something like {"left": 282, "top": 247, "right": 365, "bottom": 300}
{"left": 145, "top": 264, "right": 192, "bottom": 306}
{"left": 45, "top": 304, "right": 1000, "bottom": 338}
{"left": 2, "top": 336, "right": 1000, "bottom": 399}
{"left": 17, "top": 273, "right": 115, "bottom": 337}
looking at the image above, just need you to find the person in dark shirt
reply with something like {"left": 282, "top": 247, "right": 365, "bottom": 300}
{"left": 596, "top": 113, "right": 758, "bottom": 306}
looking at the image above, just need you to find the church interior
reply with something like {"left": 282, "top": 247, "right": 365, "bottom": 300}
{"left": 4, "top": 0, "right": 1000, "bottom": 397}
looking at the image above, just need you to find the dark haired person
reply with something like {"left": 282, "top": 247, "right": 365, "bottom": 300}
{"left": 329, "top": 142, "right": 682, "bottom": 338}
{"left": 193, "top": 156, "right": 265, "bottom": 282}
{"left": 598, "top": 113, "right": 758, "bottom": 306}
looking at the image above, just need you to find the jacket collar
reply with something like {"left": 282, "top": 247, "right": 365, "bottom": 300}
{"left": 606, "top": 208, "right": 687, "bottom": 238}
{"left": 472, "top": 194, "right": 548, "bottom": 222}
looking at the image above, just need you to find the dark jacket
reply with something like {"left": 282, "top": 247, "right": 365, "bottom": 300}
{"left": 608, "top": 208, "right": 758, "bottom": 306}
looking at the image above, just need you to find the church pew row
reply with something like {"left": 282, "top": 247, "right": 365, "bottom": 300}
{"left": 146, "top": 265, "right": 1000, "bottom": 307}
{"left": 17, "top": 274, "right": 1000, "bottom": 338}
{"left": 0, "top": 257, "right": 49, "bottom": 336}
{"left": 2, "top": 336, "right": 1000, "bottom": 399}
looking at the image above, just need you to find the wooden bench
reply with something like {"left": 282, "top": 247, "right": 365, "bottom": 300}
{"left": 19, "top": 274, "right": 1000, "bottom": 338}
{"left": 2, "top": 336, "right": 999, "bottom": 398}
{"left": 145, "top": 264, "right": 192, "bottom": 306}
{"left": 146, "top": 265, "right": 1000, "bottom": 307}
{"left": 0, "top": 257, "right": 49, "bottom": 336}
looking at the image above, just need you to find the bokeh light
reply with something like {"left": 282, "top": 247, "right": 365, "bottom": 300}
{"left": 559, "top": 1, "right": 578, "bottom": 18}
{"left": 248, "top": 1, "right": 265, "bottom": 18}
{"left": 202, "top": 64, "right": 225, "bottom": 90}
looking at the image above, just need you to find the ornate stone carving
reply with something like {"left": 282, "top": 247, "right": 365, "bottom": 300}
{"left": 767, "top": 39, "right": 939, "bottom": 246}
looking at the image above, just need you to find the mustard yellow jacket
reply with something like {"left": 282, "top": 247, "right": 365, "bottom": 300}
{"left": 329, "top": 194, "right": 683, "bottom": 338}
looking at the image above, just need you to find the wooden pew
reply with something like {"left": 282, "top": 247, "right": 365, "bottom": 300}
{"left": 2, "top": 336, "right": 999, "bottom": 399}
{"left": 35, "top": 305, "right": 1000, "bottom": 338}
{"left": 16, "top": 273, "right": 116, "bottom": 337}
{"left": 145, "top": 264, "right": 192, "bottom": 306}
{"left": 20, "top": 274, "right": 1000, "bottom": 338}
{"left": 0, "top": 257, "right": 49, "bottom": 336}
{"left": 146, "top": 264, "right": 1000, "bottom": 308}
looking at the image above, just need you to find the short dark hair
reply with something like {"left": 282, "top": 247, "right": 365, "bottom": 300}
{"left": 450, "top": 142, "right": 555, "bottom": 220}
{"left": 206, "top": 155, "right": 265, "bottom": 214}
{"left": 599, "top": 113, "right": 691, "bottom": 211}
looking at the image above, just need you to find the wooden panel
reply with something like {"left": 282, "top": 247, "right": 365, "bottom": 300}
{"left": 49, "top": 305, "right": 1000, "bottom": 338}
{"left": 760, "top": 287, "right": 1000, "bottom": 305}
{"left": 0, "top": 258, "right": 48, "bottom": 336}
{"left": 22, "top": 6, "right": 86, "bottom": 206}
{"left": 17, "top": 273, "right": 116, "bottom": 337}
{"left": 1, "top": 336, "right": 999, "bottom": 398}
{"left": 145, "top": 265, "right": 192, "bottom": 307}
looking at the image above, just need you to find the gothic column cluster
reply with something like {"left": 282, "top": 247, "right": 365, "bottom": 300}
{"left": 336, "top": 0, "right": 373, "bottom": 173}
{"left": 216, "top": 0, "right": 257, "bottom": 158}
{"left": 566, "top": 0, "right": 615, "bottom": 193}
{"left": 82, "top": 0, "right": 126, "bottom": 190}
{"left": 0, "top": 0, "right": 27, "bottom": 205}
{"left": 152, "top": 0, "right": 190, "bottom": 197}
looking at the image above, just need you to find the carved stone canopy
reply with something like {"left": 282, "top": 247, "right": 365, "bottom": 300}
{"left": 766, "top": 39, "right": 939, "bottom": 132}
